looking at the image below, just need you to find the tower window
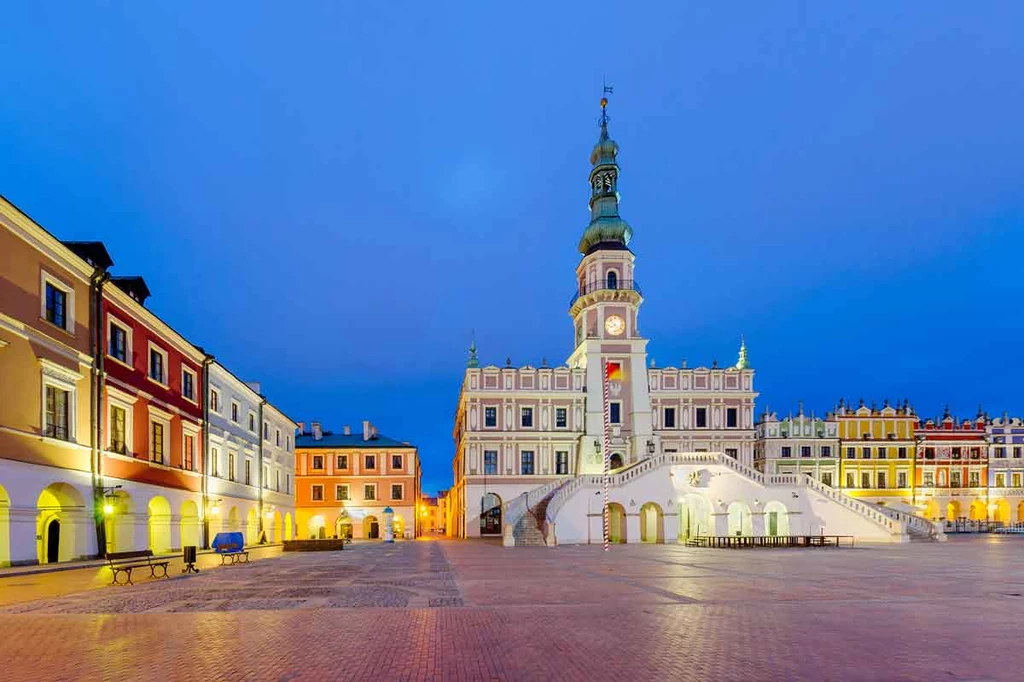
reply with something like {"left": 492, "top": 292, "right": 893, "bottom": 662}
{"left": 609, "top": 402, "right": 621, "bottom": 424}
{"left": 695, "top": 408, "right": 707, "bottom": 428}
{"left": 606, "top": 271, "right": 617, "bottom": 290}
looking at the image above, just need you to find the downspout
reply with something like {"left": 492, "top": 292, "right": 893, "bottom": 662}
{"left": 90, "top": 269, "right": 110, "bottom": 558}
{"left": 201, "top": 352, "right": 215, "bottom": 549}
{"left": 258, "top": 396, "right": 267, "bottom": 542}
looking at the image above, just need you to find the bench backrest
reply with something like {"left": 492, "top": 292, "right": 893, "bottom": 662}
{"left": 219, "top": 543, "right": 241, "bottom": 552}
{"left": 212, "top": 531, "right": 245, "bottom": 553}
{"left": 106, "top": 550, "right": 153, "bottom": 562}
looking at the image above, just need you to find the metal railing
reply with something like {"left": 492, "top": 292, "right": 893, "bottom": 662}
{"left": 569, "top": 278, "right": 642, "bottom": 306}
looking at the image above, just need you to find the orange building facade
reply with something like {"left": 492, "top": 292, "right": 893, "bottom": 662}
{"left": 295, "top": 421, "right": 420, "bottom": 540}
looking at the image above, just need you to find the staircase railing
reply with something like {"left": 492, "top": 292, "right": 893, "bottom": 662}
{"left": 872, "top": 504, "right": 944, "bottom": 539}
{"left": 800, "top": 474, "right": 903, "bottom": 534}
{"left": 502, "top": 477, "right": 572, "bottom": 537}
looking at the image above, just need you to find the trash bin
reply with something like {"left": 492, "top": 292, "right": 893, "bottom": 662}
{"left": 182, "top": 545, "right": 199, "bottom": 573}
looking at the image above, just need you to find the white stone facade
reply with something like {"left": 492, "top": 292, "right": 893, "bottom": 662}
{"left": 755, "top": 410, "right": 840, "bottom": 487}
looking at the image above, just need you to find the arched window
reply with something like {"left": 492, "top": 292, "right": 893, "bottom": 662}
{"left": 609, "top": 453, "right": 624, "bottom": 470}
{"left": 607, "top": 271, "right": 618, "bottom": 290}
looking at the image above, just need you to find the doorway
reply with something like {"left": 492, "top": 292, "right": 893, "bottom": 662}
{"left": 46, "top": 519, "right": 61, "bottom": 564}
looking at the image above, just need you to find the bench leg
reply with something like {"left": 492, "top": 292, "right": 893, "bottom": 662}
{"left": 151, "top": 563, "right": 168, "bottom": 579}
{"left": 111, "top": 567, "right": 130, "bottom": 586}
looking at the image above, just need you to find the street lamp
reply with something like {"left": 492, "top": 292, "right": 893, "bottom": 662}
{"left": 101, "top": 485, "right": 122, "bottom": 515}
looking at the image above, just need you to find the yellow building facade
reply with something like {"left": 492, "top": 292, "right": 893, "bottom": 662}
{"left": 837, "top": 401, "right": 916, "bottom": 506}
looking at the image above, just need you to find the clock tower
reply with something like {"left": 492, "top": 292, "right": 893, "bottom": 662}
{"left": 568, "top": 95, "right": 654, "bottom": 474}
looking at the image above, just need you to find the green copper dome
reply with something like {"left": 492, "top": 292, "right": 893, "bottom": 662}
{"left": 578, "top": 107, "right": 633, "bottom": 254}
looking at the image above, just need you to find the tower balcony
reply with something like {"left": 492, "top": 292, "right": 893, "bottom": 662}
{"left": 569, "top": 279, "right": 643, "bottom": 315}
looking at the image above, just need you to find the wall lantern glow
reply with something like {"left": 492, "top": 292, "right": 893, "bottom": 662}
{"left": 103, "top": 502, "right": 115, "bottom": 515}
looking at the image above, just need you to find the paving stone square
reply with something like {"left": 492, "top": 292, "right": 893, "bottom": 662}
{"left": 1, "top": 537, "right": 1022, "bottom": 680}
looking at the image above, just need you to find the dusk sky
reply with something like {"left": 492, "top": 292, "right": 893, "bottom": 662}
{"left": 3, "top": 3, "right": 1022, "bottom": 494}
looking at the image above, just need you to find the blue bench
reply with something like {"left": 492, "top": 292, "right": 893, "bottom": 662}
{"left": 212, "top": 532, "right": 250, "bottom": 565}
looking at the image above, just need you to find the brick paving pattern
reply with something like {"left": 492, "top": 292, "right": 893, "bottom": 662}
{"left": 1, "top": 536, "right": 1022, "bottom": 680}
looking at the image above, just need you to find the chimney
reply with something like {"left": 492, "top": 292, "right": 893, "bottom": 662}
{"left": 312, "top": 422, "right": 322, "bottom": 441}
{"left": 297, "top": 421, "right": 305, "bottom": 435}
{"left": 362, "top": 420, "right": 371, "bottom": 441}
{"left": 343, "top": 425, "right": 351, "bottom": 436}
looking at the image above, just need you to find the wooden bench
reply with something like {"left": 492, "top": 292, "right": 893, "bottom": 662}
{"left": 216, "top": 542, "right": 250, "bottom": 565}
{"left": 106, "top": 550, "right": 170, "bottom": 586}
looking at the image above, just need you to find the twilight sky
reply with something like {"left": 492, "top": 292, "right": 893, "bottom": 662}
{"left": 3, "top": 3, "right": 1022, "bottom": 494}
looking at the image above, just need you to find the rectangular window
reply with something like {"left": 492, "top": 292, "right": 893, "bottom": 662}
{"left": 45, "top": 281, "right": 68, "bottom": 329}
{"left": 262, "top": 464, "right": 268, "bottom": 488}
{"left": 897, "top": 447, "right": 907, "bottom": 459}
{"left": 822, "top": 471, "right": 833, "bottom": 487}
{"left": 336, "top": 484, "right": 349, "bottom": 501}
{"left": 861, "top": 472, "right": 871, "bottom": 488}
{"left": 951, "top": 447, "right": 962, "bottom": 459}
{"left": 995, "top": 447, "right": 1006, "bottom": 458}
{"left": 781, "top": 446, "right": 792, "bottom": 458}
{"left": 364, "top": 484, "right": 376, "bottom": 501}
{"left": 245, "top": 459, "right": 252, "bottom": 485}
{"left": 555, "top": 408, "right": 567, "bottom": 428}
{"left": 695, "top": 407, "right": 707, "bottom": 428}
{"left": 664, "top": 408, "right": 676, "bottom": 428}
{"left": 336, "top": 454, "right": 348, "bottom": 469}
{"left": 951, "top": 471, "right": 961, "bottom": 488}
{"left": 44, "top": 385, "right": 70, "bottom": 440}
{"left": 924, "top": 447, "right": 936, "bottom": 459}
{"left": 969, "top": 471, "right": 980, "bottom": 488}
{"left": 183, "top": 435, "right": 194, "bottom": 470}
{"left": 365, "top": 454, "right": 376, "bottom": 470}
{"left": 609, "top": 402, "right": 621, "bottom": 424}
{"left": 484, "top": 406, "right": 497, "bottom": 427}
{"left": 311, "top": 485, "right": 324, "bottom": 501}
{"left": 800, "top": 446, "right": 811, "bottom": 458}
{"left": 726, "top": 408, "right": 738, "bottom": 428}
{"left": 149, "top": 347, "right": 166, "bottom": 384}
{"left": 995, "top": 473, "right": 1006, "bottom": 487}
{"left": 521, "top": 407, "right": 534, "bottom": 428}
{"left": 276, "top": 429, "right": 281, "bottom": 446}
{"left": 821, "top": 446, "right": 832, "bottom": 458}
{"left": 248, "top": 414, "right": 255, "bottom": 432}
{"left": 521, "top": 451, "right": 535, "bottom": 475}
{"left": 210, "top": 447, "right": 220, "bottom": 477}
{"left": 109, "top": 323, "right": 128, "bottom": 362}
{"left": 209, "top": 388, "right": 220, "bottom": 413}
{"left": 725, "top": 448, "right": 738, "bottom": 459}
{"left": 151, "top": 421, "right": 164, "bottom": 464}
{"left": 923, "top": 471, "right": 934, "bottom": 487}
{"left": 861, "top": 447, "right": 871, "bottom": 459}
{"left": 228, "top": 452, "right": 236, "bottom": 481}
{"left": 1014, "top": 473, "right": 1023, "bottom": 488}
{"left": 391, "top": 484, "right": 403, "bottom": 500}
{"left": 286, "top": 435, "right": 291, "bottom": 451}
{"left": 484, "top": 450, "right": 498, "bottom": 475}
{"left": 1014, "top": 447, "right": 1022, "bottom": 458}
{"left": 846, "top": 472, "right": 856, "bottom": 488}
{"left": 312, "top": 455, "right": 324, "bottom": 470}
{"left": 877, "top": 471, "right": 886, "bottom": 489}
{"left": 845, "top": 447, "right": 855, "bottom": 459}
{"left": 286, "top": 474, "right": 290, "bottom": 494}
{"left": 897, "top": 471, "right": 907, "bottom": 488}
{"left": 275, "top": 469, "right": 280, "bottom": 491}
{"left": 877, "top": 447, "right": 887, "bottom": 460}
{"left": 264, "top": 422, "right": 269, "bottom": 439}
{"left": 556, "top": 451, "right": 569, "bottom": 475}
{"left": 392, "top": 454, "right": 403, "bottom": 470}
{"left": 182, "top": 368, "right": 195, "bottom": 401}
{"left": 231, "top": 402, "right": 239, "bottom": 423}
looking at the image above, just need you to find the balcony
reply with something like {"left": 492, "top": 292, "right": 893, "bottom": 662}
{"left": 569, "top": 278, "right": 642, "bottom": 307}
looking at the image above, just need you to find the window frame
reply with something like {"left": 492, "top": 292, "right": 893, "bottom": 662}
{"left": 609, "top": 401, "right": 622, "bottom": 425}
{"left": 108, "top": 401, "right": 130, "bottom": 455}
{"left": 555, "top": 450, "right": 569, "bottom": 475}
{"left": 695, "top": 407, "right": 708, "bottom": 429}
{"left": 521, "top": 450, "right": 535, "bottom": 475}
{"left": 336, "top": 454, "right": 348, "bottom": 470}
{"left": 391, "top": 454, "right": 403, "bottom": 471}
{"left": 364, "top": 483, "right": 377, "bottom": 501}
{"left": 484, "top": 406, "right": 497, "bottom": 428}
{"left": 210, "top": 446, "right": 220, "bottom": 478}
{"left": 230, "top": 400, "right": 240, "bottom": 423}
{"left": 149, "top": 415, "right": 169, "bottom": 465}
{"left": 311, "top": 454, "right": 324, "bottom": 470}
{"left": 148, "top": 343, "right": 169, "bottom": 387}
{"left": 106, "top": 316, "right": 132, "bottom": 366}
{"left": 40, "top": 270, "right": 74, "bottom": 333}
{"left": 726, "top": 407, "right": 738, "bottom": 429}
{"left": 364, "top": 454, "right": 376, "bottom": 470}
{"left": 483, "top": 450, "right": 498, "bottom": 475}
{"left": 391, "top": 483, "right": 404, "bottom": 501}
{"left": 336, "top": 484, "right": 349, "bottom": 501}
{"left": 520, "top": 406, "right": 534, "bottom": 428}
{"left": 555, "top": 407, "right": 568, "bottom": 429}
{"left": 311, "top": 484, "right": 324, "bottom": 501}
{"left": 663, "top": 407, "right": 676, "bottom": 429}
{"left": 181, "top": 366, "right": 197, "bottom": 403}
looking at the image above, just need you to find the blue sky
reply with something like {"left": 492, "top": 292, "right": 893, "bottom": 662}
{"left": 3, "top": 3, "right": 1022, "bottom": 493}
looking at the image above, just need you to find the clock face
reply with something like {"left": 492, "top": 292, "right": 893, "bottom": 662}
{"left": 604, "top": 315, "right": 625, "bottom": 336}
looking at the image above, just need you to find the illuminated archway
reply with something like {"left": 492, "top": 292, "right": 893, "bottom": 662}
{"left": 1017, "top": 501, "right": 1024, "bottom": 524}
{"left": 147, "top": 496, "right": 173, "bottom": 554}
{"left": 607, "top": 503, "right": 627, "bottom": 543}
{"left": 180, "top": 500, "right": 201, "bottom": 548}
{"left": 946, "top": 500, "right": 962, "bottom": 521}
{"left": 763, "top": 501, "right": 790, "bottom": 536}
{"left": 227, "top": 506, "right": 240, "bottom": 533}
{"left": 921, "top": 499, "right": 940, "bottom": 521}
{"left": 272, "top": 511, "right": 283, "bottom": 543}
{"left": 727, "top": 501, "right": 753, "bottom": 536}
{"left": 969, "top": 500, "right": 985, "bottom": 521}
{"left": 363, "top": 515, "right": 380, "bottom": 540}
{"left": 639, "top": 503, "right": 663, "bottom": 543}
{"left": 0, "top": 484, "right": 10, "bottom": 567}
{"left": 678, "top": 494, "right": 710, "bottom": 541}
{"left": 37, "top": 483, "right": 87, "bottom": 564}
{"left": 480, "top": 493, "right": 502, "bottom": 536}
{"left": 245, "top": 508, "right": 259, "bottom": 545}
{"left": 103, "top": 490, "right": 134, "bottom": 554}
{"left": 993, "top": 499, "right": 1011, "bottom": 525}
{"left": 307, "top": 514, "right": 325, "bottom": 539}
{"left": 393, "top": 515, "right": 406, "bottom": 539}
{"left": 335, "top": 515, "right": 353, "bottom": 540}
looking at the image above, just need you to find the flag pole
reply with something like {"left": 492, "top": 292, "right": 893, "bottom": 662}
{"left": 603, "top": 359, "right": 611, "bottom": 551}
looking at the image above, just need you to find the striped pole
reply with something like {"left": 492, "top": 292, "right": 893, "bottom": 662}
{"left": 603, "top": 359, "right": 611, "bottom": 551}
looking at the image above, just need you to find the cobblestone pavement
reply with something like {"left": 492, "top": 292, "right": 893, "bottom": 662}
{"left": 2, "top": 536, "right": 1023, "bottom": 680}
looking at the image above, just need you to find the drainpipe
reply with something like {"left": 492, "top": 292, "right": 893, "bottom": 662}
{"left": 200, "top": 352, "right": 215, "bottom": 549}
{"left": 89, "top": 269, "right": 110, "bottom": 558}
{"left": 258, "top": 396, "right": 267, "bottom": 542}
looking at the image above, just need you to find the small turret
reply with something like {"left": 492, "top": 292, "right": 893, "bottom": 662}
{"left": 735, "top": 336, "right": 750, "bottom": 370}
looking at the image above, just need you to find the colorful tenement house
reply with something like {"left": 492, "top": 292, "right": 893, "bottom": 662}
{"left": 987, "top": 414, "right": 1024, "bottom": 524}
{"left": 0, "top": 195, "right": 296, "bottom": 567}
{"left": 913, "top": 408, "right": 988, "bottom": 522}
{"left": 836, "top": 399, "right": 917, "bottom": 505}
{"left": 294, "top": 421, "right": 420, "bottom": 540}
{"left": 755, "top": 406, "right": 839, "bottom": 487}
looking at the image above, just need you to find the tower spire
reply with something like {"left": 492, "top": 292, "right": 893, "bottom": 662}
{"left": 578, "top": 85, "right": 633, "bottom": 254}
{"left": 735, "top": 336, "right": 750, "bottom": 370}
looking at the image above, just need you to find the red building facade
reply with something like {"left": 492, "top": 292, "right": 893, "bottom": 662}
{"left": 914, "top": 409, "right": 988, "bottom": 522}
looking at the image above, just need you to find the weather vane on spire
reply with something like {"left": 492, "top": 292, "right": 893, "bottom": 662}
{"left": 600, "top": 80, "right": 614, "bottom": 127}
